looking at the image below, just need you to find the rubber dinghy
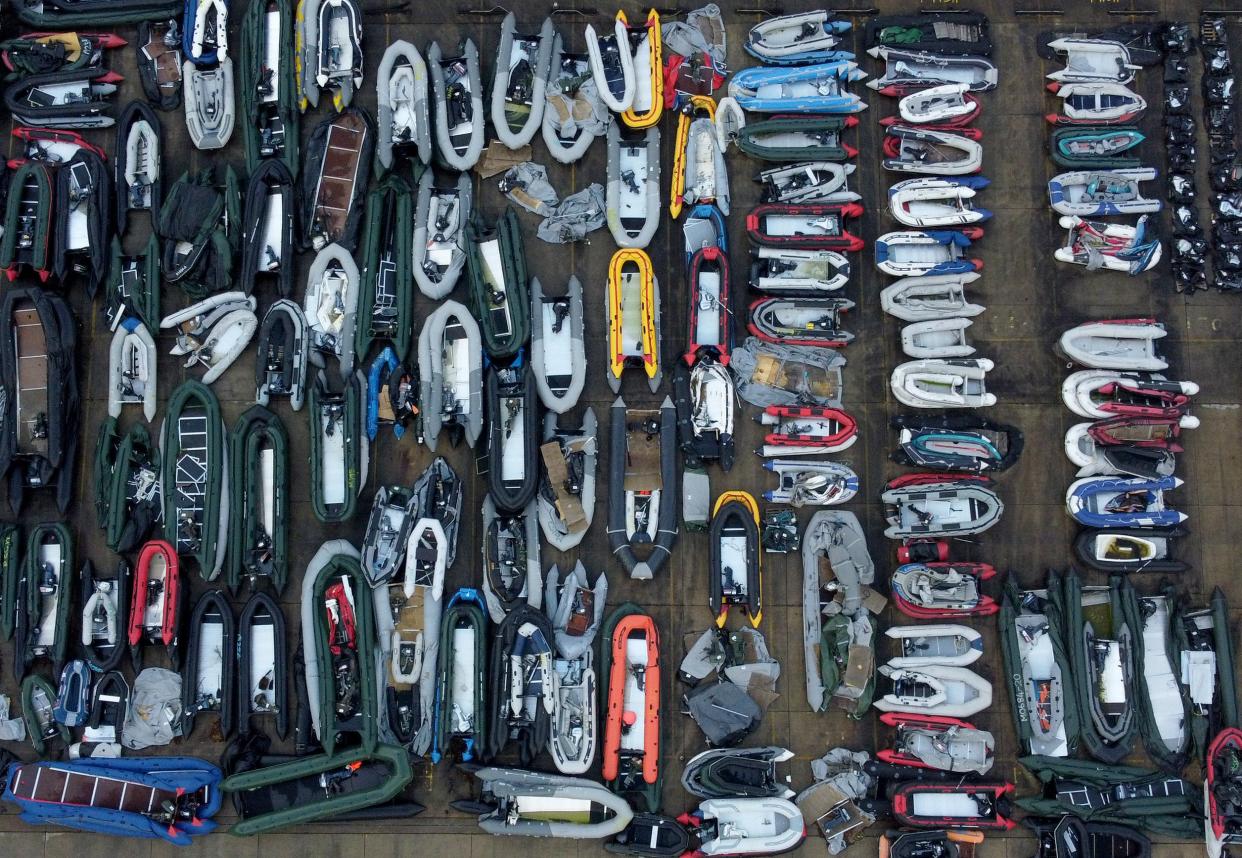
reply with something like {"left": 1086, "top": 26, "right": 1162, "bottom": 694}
{"left": 885, "top": 624, "right": 983, "bottom": 668}
{"left": 890, "top": 358, "right": 996, "bottom": 409}
{"left": 892, "top": 83, "right": 979, "bottom": 126}
{"left": 890, "top": 562, "right": 998, "bottom": 619}
{"left": 431, "top": 587, "right": 487, "bottom": 763}
{"left": 728, "top": 61, "right": 868, "bottom": 113}
{"left": 901, "top": 313, "right": 973, "bottom": 357}
{"left": 608, "top": 398, "right": 678, "bottom": 581}
{"left": 746, "top": 203, "right": 864, "bottom": 250}
{"left": 607, "top": 124, "right": 661, "bottom": 248}
{"left": 306, "top": 369, "right": 366, "bottom": 524}
{"left": 160, "top": 380, "right": 228, "bottom": 580}
{"left": 1051, "top": 126, "right": 1143, "bottom": 169}
{"left": 1, "top": 162, "right": 54, "bottom": 281}
{"left": 1207, "top": 728, "right": 1242, "bottom": 858}
{"left": 879, "top": 830, "right": 986, "bottom": 858}
{"left": 875, "top": 229, "right": 983, "bottom": 277}
{"left": 2, "top": 757, "right": 221, "bottom": 844}
{"left": 490, "top": 14, "right": 554, "bottom": 149}
{"left": 361, "top": 485, "right": 417, "bottom": 586}
{"left": 758, "top": 404, "right": 857, "bottom": 456}
{"left": 736, "top": 116, "right": 858, "bottom": 162}
{"left": 181, "top": 589, "right": 235, "bottom": 738}
{"left": 486, "top": 603, "right": 555, "bottom": 763}
{"left": 21, "top": 673, "right": 66, "bottom": 753}
{"left": 620, "top": 9, "right": 662, "bottom": 128}
{"left": 878, "top": 712, "right": 995, "bottom": 774}
{"left": 545, "top": 562, "right": 605, "bottom": 774}
{"left": 417, "top": 299, "right": 483, "bottom": 451}
{"left": 762, "top": 460, "right": 857, "bottom": 506}
{"left": 162, "top": 292, "right": 258, "bottom": 385}
{"left": 681, "top": 747, "right": 795, "bottom": 799}
{"left": 466, "top": 207, "right": 529, "bottom": 360}
{"left": 1065, "top": 475, "right": 1186, "bottom": 528}
{"left": 891, "top": 414, "right": 1023, "bottom": 473}
{"left": 1047, "top": 168, "right": 1160, "bottom": 216}
{"left": 530, "top": 276, "right": 586, "bottom": 413}
{"left": 686, "top": 247, "right": 732, "bottom": 363}
{"left": 889, "top": 177, "right": 991, "bottom": 228}
{"left": 14, "top": 522, "right": 74, "bottom": 677}
{"left": 672, "top": 97, "right": 729, "bottom": 218}
{"left": 375, "top": 40, "right": 429, "bottom": 169}
{"left": 1131, "top": 588, "right": 1191, "bottom": 771}
{"left": 1027, "top": 817, "right": 1150, "bottom": 858}
{"left": 238, "top": 0, "right": 298, "bottom": 172}
{"left": 428, "top": 40, "right": 483, "bottom": 171}
{"left": 867, "top": 47, "right": 998, "bottom": 93}
{"left": 883, "top": 126, "right": 983, "bottom": 175}
{"left": 106, "top": 234, "right": 160, "bottom": 331}
{"left": 538, "top": 410, "right": 598, "bottom": 551}
{"left": 602, "top": 604, "right": 661, "bottom": 811}
{"left": 749, "top": 297, "right": 855, "bottom": 347}
{"left": 586, "top": 12, "right": 636, "bottom": 113}
{"left": 679, "top": 798, "right": 806, "bottom": 856}
{"left": 480, "top": 497, "right": 541, "bottom": 624}
{"left": 355, "top": 173, "right": 413, "bottom": 361}
{"left": 886, "top": 781, "right": 1014, "bottom": 830}
{"left": 1061, "top": 370, "right": 1196, "bottom": 419}
{"left": 485, "top": 360, "right": 539, "bottom": 511}
{"left": 454, "top": 768, "right": 633, "bottom": 838}
{"left": 607, "top": 249, "right": 662, "bottom": 393}
{"left": 865, "top": 11, "right": 993, "bottom": 56}
{"left": 1046, "top": 82, "right": 1146, "bottom": 125}
{"left": 882, "top": 476, "right": 1004, "bottom": 539}
{"left": 709, "top": 491, "right": 762, "bottom": 628}
{"left": 758, "top": 162, "right": 858, "bottom": 205}
{"left": 874, "top": 664, "right": 993, "bottom": 718}
{"left": 94, "top": 420, "right": 161, "bottom": 553}
{"left": 1073, "top": 527, "right": 1186, "bottom": 574}
{"left": 108, "top": 318, "right": 156, "bottom": 421}
{"left": 542, "top": 31, "right": 608, "bottom": 164}
{"left": 80, "top": 559, "right": 130, "bottom": 673}
{"left": 183, "top": 58, "right": 235, "bottom": 150}
{"left": 255, "top": 300, "right": 308, "bottom": 411}
{"left": 997, "top": 578, "right": 1074, "bottom": 757}
{"left": 746, "top": 10, "right": 850, "bottom": 64}
{"left": 114, "top": 101, "right": 162, "bottom": 236}
{"left": 1058, "top": 319, "right": 1167, "bottom": 371}
{"left": 128, "top": 540, "right": 182, "bottom": 670}
{"left": 222, "top": 744, "right": 413, "bottom": 835}
{"left": 296, "top": 0, "right": 362, "bottom": 110}
{"left": 1045, "top": 38, "right": 1138, "bottom": 84}
{"left": 301, "top": 106, "right": 372, "bottom": 251}
{"left": 240, "top": 160, "right": 297, "bottom": 297}
{"left": 673, "top": 355, "right": 735, "bottom": 470}
{"left": 412, "top": 170, "right": 471, "bottom": 299}
{"left": 237, "top": 591, "right": 288, "bottom": 739}
{"left": 300, "top": 540, "right": 378, "bottom": 754}
{"left": 881, "top": 273, "right": 983, "bottom": 321}
{"left": 1055, "top": 214, "right": 1160, "bottom": 275}
{"left": 750, "top": 247, "right": 850, "bottom": 294}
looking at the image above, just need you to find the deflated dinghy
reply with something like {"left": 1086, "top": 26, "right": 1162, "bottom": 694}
{"left": 758, "top": 404, "right": 857, "bottom": 456}
{"left": 874, "top": 664, "right": 993, "bottom": 718}
{"left": 865, "top": 12, "right": 993, "bottom": 56}
{"left": 375, "top": 40, "right": 429, "bottom": 169}
{"left": 679, "top": 798, "right": 806, "bottom": 857}
{"left": 1046, "top": 81, "right": 1145, "bottom": 125}
{"left": 227, "top": 406, "right": 288, "bottom": 594}
{"left": 182, "top": 589, "right": 235, "bottom": 738}
{"left": 673, "top": 355, "right": 735, "bottom": 470}
{"left": 52, "top": 146, "right": 111, "bottom": 291}
{"left": 466, "top": 208, "right": 529, "bottom": 360}
{"left": 1073, "top": 527, "right": 1186, "bottom": 574}
{"left": 413, "top": 170, "right": 471, "bottom": 299}
{"left": 758, "top": 162, "right": 858, "bottom": 205}
{"left": 160, "top": 380, "right": 228, "bottom": 580}
{"left": 1058, "top": 319, "right": 1167, "bottom": 371}
{"left": 890, "top": 562, "right": 998, "bottom": 618}
{"left": 891, "top": 414, "right": 1023, "bottom": 473}
{"left": 544, "top": 562, "right": 607, "bottom": 662}
{"left": 746, "top": 11, "right": 850, "bottom": 64}
{"left": 240, "top": 159, "right": 298, "bottom": 297}
{"left": 587, "top": 13, "right": 636, "bottom": 113}
{"left": 530, "top": 276, "right": 586, "bottom": 413}
{"left": 607, "top": 124, "right": 661, "bottom": 248}
{"left": 880, "top": 273, "right": 983, "bottom": 321}
{"left": 894, "top": 83, "right": 980, "bottom": 126}
{"left": 601, "top": 605, "right": 661, "bottom": 810}
{"left": 890, "top": 358, "right": 996, "bottom": 409}
{"left": 491, "top": 15, "right": 554, "bottom": 149}
{"left": 239, "top": 0, "right": 299, "bottom": 172}
{"left": 749, "top": 297, "right": 855, "bottom": 347}
{"left": 875, "top": 229, "right": 983, "bottom": 277}
{"left": 885, "top": 624, "right": 983, "bottom": 668}
{"left": 1048, "top": 168, "right": 1160, "bottom": 216}
{"left": 355, "top": 172, "right": 413, "bottom": 361}
{"left": 1131, "top": 589, "right": 1191, "bottom": 771}
{"left": 301, "top": 106, "right": 372, "bottom": 250}
{"left": 538, "top": 410, "right": 598, "bottom": 551}
{"left": 882, "top": 476, "right": 1004, "bottom": 539}
{"left": 1065, "top": 475, "right": 1186, "bottom": 528}
{"left": 682, "top": 747, "right": 795, "bottom": 799}
{"left": 361, "top": 485, "right": 417, "bottom": 586}
{"left": 255, "top": 300, "right": 309, "bottom": 411}
{"left": 454, "top": 768, "right": 633, "bottom": 838}
{"left": 608, "top": 398, "right": 678, "bottom": 581}
{"left": 998, "top": 579, "right": 1074, "bottom": 757}
{"left": 428, "top": 40, "right": 483, "bottom": 171}
{"left": 128, "top": 539, "right": 182, "bottom": 670}
{"left": 878, "top": 712, "right": 995, "bottom": 774}
{"left": 296, "top": 0, "right": 363, "bottom": 110}
{"left": 417, "top": 299, "right": 483, "bottom": 451}
{"left": 762, "top": 460, "right": 857, "bottom": 506}
{"left": 1055, "top": 214, "right": 1160, "bottom": 275}
{"left": 108, "top": 318, "right": 157, "bottom": 421}
{"left": 867, "top": 47, "right": 998, "bottom": 93}
{"left": 608, "top": 249, "right": 662, "bottom": 393}
{"left": 162, "top": 291, "right": 258, "bottom": 385}
{"left": 431, "top": 587, "right": 487, "bottom": 762}
{"left": 901, "top": 318, "right": 974, "bottom": 358}
{"left": 95, "top": 420, "right": 162, "bottom": 553}
{"left": 737, "top": 115, "right": 858, "bottom": 162}
{"left": 1026, "top": 816, "right": 1150, "bottom": 858}
{"left": 1046, "top": 38, "right": 1138, "bottom": 84}
{"left": 308, "top": 368, "right": 367, "bottom": 523}
{"left": 114, "top": 101, "right": 162, "bottom": 237}
{"left": 750, "top": 247, "right": 850, "bottom": 293}
{"left": 709, "top": 491, "right": 762, "bottom": 628}
{"left": 486, "top": 360, "right": 539, "bottom": 512}
{"left": 621, "top": 9, "right": 662, "bottom": 128}
{"left": 137, "top": 20, "right": 184, "bottom": 110}
{"left": 543, "top": 31, "right": 609, "bottom": 164}
{"left": 303, "top": 242, "right": 359, "bottom": 373}
{"left": 889, "top": 176, "right": 991, "bottom": 228}
{"left": 673, "top": 99, "right": 730, "bottom": 218}
{"left": 883, "top": 125, "right": 983, "bottom": 175}
{"left": 728, "top": 61, "right": 868, "bottom": 114}
{"left": 549, "top": 632, "right": 599, "bottom": 774}
{"left": 480, "top": 497, "right": 541, "bottom": 624}
{"left": 486, "top": 603, "right": 554, "bottom": 763}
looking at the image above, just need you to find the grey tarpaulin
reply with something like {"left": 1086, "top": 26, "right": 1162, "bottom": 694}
{"left": 0, "top": 694, "right": 24, "bottom": 742}
{"left": 537, "top": 184, "right": 606, "bottom": 244}
{"left": 122, "top": 668, "right": 183, "bottom": 750}
{"left": 684, "top": 681, "right": 761, "bottom": 746}
{"left": 545, "top": 77, "right": 610, "bottom": 144}
{"left": 500, "top": 162, "right": 560, "bottom": 216}
{"left": 731, "top": 338, "right": 847, "bottom": 408}
{"left": 662, "top": 4, "right": 727, "bottom": 68}
{"left": 798, "top": 748, "right": 877, "bottom": 855}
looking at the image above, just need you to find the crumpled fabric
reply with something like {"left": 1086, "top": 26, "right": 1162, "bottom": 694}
{"left": 663, "top": 4, "right": 727, "bottom": 68}
{"left": 731, "top": 338, "right": 847, "bottom": 408}
{"left": 0, "top": 694, "right": 25, "bottom": 742}
{"left": 545, "top": 76, "right": 610, "bottom": 140}
{"left": 799, "top": 748, "right": 877, "bottom": 854}
{"left": 500, "top": 162, "right": 560, "bottom": 216}
{"left": 684, "top": 681, "right": 761, "bottom": 747}
{"left": 122, "top": 668, "right": 183, "bottom": 750}
{"left": 537, "top": 183, "right": 606, "bottom": 243}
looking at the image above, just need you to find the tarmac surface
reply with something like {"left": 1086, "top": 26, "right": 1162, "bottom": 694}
{"left": 0, "top": 0, "right": 1237, "bottom": 856}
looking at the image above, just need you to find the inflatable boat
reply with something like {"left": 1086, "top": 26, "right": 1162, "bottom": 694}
{"left": 237, "top": 591, "right": 287, "bottom": 738}
{"left": 682, "top": 747, "right": 794, "bottom": 801}
{"left": 889, "top": 177, "right": 991, "bottom": 228}
{"left": 546, "top": 571, "right": 601, "bottom": 773}
{"left": 1073, "top": 527, "right": 1186, "bottom": 573}
{"left": 890, "top": 358, "right": 996, "bottom": 409}
{"left": 455, "top": 768, "right": 633, "bottom": 838}
{"left": 620, "top": 9, "right": 662, "bottom": 128}
{"left": 875, "top": 230, "right": 983, "bottom": 277}
{"left": 1027, "top": 816, "right": 1149, "bottom": 858}
{"left": 14, "top": 522, "right": 74, "bottom": 676}
{"left": 728, "top": 61, "right": 868, "bottom": 113}
{"left": 301, "top": 106, "right": 372, "bottom": 250}
{"left": 685, "top": 247, "right": 732, "bottom": 363}
{"left": 880, "top": 273, "right": 984, "bottom": 320}
{"left": 879, "top": 712, "right": 994, "bottom": 774}
{"left": 412, "top": 170, "right": 471, "bottom": 300}
{"left": 490, "top": 15, "right": 554, "bottom": 149}
{"left": 894, "top": 83, "right": 979, "bottom": 125}
{"left": 672, "top": 103, "right": 729, "bottom": 219}
{"left": 673, "top": 356, "right": 735, "bottom": 470}
{"left": 417, "top": 299, "right": 483, "bottom": 450}
{"left": 879, "top": 830, "right": 985, "bottom": 858}
{"left": 4, "top": 66, "right": 121, "bottom": 130}
{"left": 1207, "top": 728, "right": 1242, "bottom": 858}
{"left": 355, "top": 173, "right": 412, "bottom": 361}
{"left": 736, "top": 115, "right": 858, "bottom": 162}
{"left": 1065, "top": 475, "right": 1185, "bottom": 528}
{"left": 430, "top": 588, "right": 487, "bottom": 763}
{"left": 95, "top": 421, "right": 161, "bottom": 553}
{"left": 608, "top": 398, "right": 678, "bottom": 581}
{"left": 1046, "top": 81, "right": 1145, "bottom": 125}
{"left": 183, "top": 58, "right": 234, "bottom": 149}
{"left": 106, "top": 235, "right": 160, "bottom": 331}
{"left": 136, "top": 19, "right": 184, "bottom": 108}
{"left": 181, "top": 589, "right": 235, "bottom": 738}
{"left": 542, "top": 31, "right": 607, "bottom": 164}
{"left": 128, "top": 539, "right": 182, "bottom": 671}
{"left": 239, "top": 0, "right": 297, "bottom": 171}
{"left": 883, "top": 126, "right": 983, "bottom": 175}
{"left": 1064, "top": 424, "right": 1177, "bottom": 479}
{"left": 296, "top": 0, "right": 362, "bottom": 110}
{"left": 361, "top": 485, "right": 416, "bottom": 586}
{"left": 751, "top": 247, "right": 850, "bottom": 294}
{"left": 709, "top": 491, "right": 762, "bottom": 628}
{"left": 885, "top": 624, "right": 982, "bottom": 668}
{"left": 1061, "top": 370, "right": 1195, "bottom": 419}
{"left": 886, "top": 781, "right": 1014, "bottom": 830}
{"left": 80, "top": 560, "right": 130, "bottom": 673}
{"left": 485, "top": 603, "right": 554, "bottom": 763}
{"left": 114, "top": 101, "right": 162, "bottom": 236}
{"left": 607, "top": 124, "right": 661, "bottom": 248}
{"left": 21, "top": 673, "right": 66, "bottom": 752}
{"left": 745, "top": 11, "right": 850, "bottom": 64}
{"left": 1058, "top": 319, "right": 1167, "bottom": 371}
{"left": 544, "top": 562, "right": 606, "bottom": 661}
{"left": 865, "top": 11, "right": 993, "bottom": 56}
{"left": 1046, "top": 38, "right": 1138, "bottom": 84}
{"left": 485, "top": 361, "right": 539, "bottom": 512}
{"left": 1048, "top": 168, "right": 1160, "bottom": 216}
{"left": 602, "top": 605, "right": 661, "bottom": 811}
{"left": 890, "top": 562, "right": 998, "bottom": 618}
{"left": 679, "top": 798, "right": 806, "bottom": 856}
{"left": 255, "top": 300, "right": 308, "bottom": 411}
{"left": 868, "top": 47, "right": 997, "bottom": 94}
{"left": 1, "top": 162, "right": 55, "bottom": 281}
{"left": 882, "top": 477, "right": 1003, "bottom": 539}
{"left": 480, "top": 497, "right": 541, "bottom": 624}
{"left": 1051, "top": 126, "right": 1143, "bottom": 169}
{"left": 1132, "top": 590, "right": 1191, "bottom": 771}
{"left": 891, "top": 414, "right": 1022, "bottom": 473}
{"left": 998, "top": 579, "right": 1072, "bottom": 757}
{"left": 874, "top": 664, "right": 993, "bottom": 718}
{"left": 607, "top": 249, "right": 662, "bottom": 393}
{"left": 465, "top": 207, "right": 529, "bottom": 360}
{"left": 227, "top": 406, "right": 288, "bottom": 594}
{"left": 748, "top": 297, "right": 854, "bottom": 348}
{"left": 901, "top": 318, "right": 974, "bottom": 358}
{"left": 1055, "top": 214, "right": 1160, "bottom": 275}
{"left": 108, "top": 319, "right": 156, "bottom": 421}
{"left": 375, "top": 39, "right": 429, "bottom": 168}
{"left": 160, "top": 380, "right": 227, "bottom": 579}
{"left": 762, "top": 460, "right": 857, "bottom": 506}
{"left": 307, "top": 368, "right": 367, "bottom": 523}
{"left": 538, "top": 410, "right": 598, "bottom": 551}
{"left": 747, "top": 203, "right": 864, "bottom": 250}
{"left": 586, "top": 13, "right": 636, "bottom": 113}
{"left": 531, "top": 276, "right": 586, "bottom": 413}
{"left": 757, "top": 162, "right": 857, "bottom": 205}
{"left": 240, "top": 160, "right": 297, "bottom": 297}
{"left": 758, "top": 404, "right": 856, "bottom": 456}
{"left": 163, "top": 292, "right": 258, "bottom": 385}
